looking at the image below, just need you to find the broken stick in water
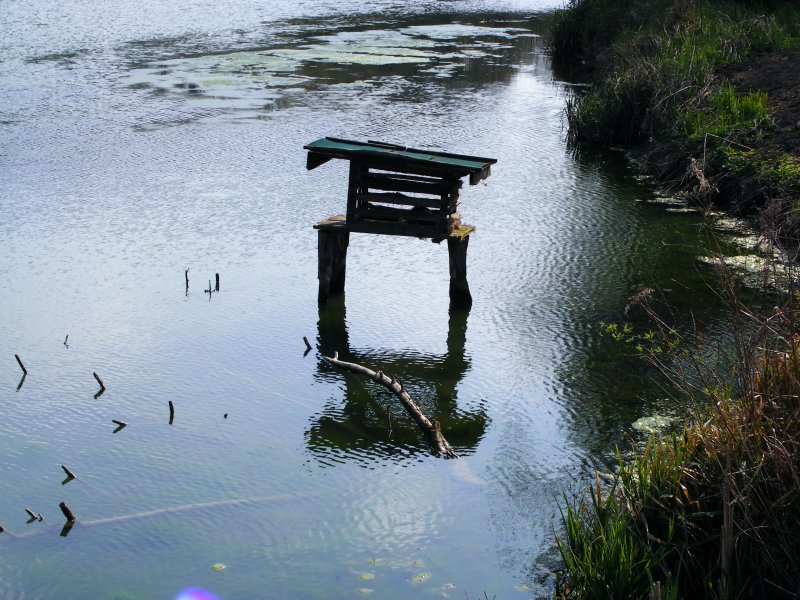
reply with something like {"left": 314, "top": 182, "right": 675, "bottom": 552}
{"left": 93, "top": 371, "right": 105, "bottom": 390}
{"left": 215, "top": 273, "right": 220, "bottom": 292}
{"left": 321, "top": 352, "right": 458, "bottom": 459}
{"left": 14, "top": 354, "right": 27, "bottom": 376}
{"left": 168, "top": 400, "right": 175, "bottom": 424}
{"left": 61, "top": 465, "right": 76, "bottom": 480}
{"left": 59, "top": 502, "right": 76, "bottom": 523}
{"left": 112, "top": 419, "right": 127, "bottom": 433}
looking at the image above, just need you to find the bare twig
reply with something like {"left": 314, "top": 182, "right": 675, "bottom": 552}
{"left": 59, "top": 502, "right": 76, "bottom": 523}
{"left": 93, "top": 371, "right": 106, "bottom": 390}
{"left": 14, "top": 354, "right": 27, "bottom": 376}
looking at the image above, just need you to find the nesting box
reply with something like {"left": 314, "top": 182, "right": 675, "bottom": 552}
{"left": 305, "top": 138, "right": 496, "bottom": 239}
{"left": 306, "top": 137, "right": 496, "bottom": 307}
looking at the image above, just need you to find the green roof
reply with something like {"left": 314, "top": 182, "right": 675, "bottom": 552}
{"left": 304, "top": 137, "right": 496, "bottom": 184}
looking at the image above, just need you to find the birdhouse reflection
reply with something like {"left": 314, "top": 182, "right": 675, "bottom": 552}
{"left": 306, "top": 299, "right": 488, "bottom": 463}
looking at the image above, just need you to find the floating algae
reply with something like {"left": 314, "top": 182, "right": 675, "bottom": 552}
{"left": 358, "top": 572, "right": 375, "bottom": 581}
{"left": 515, "top": 583, "right": 533, "bottom": 591}
{"left": 211, "top": 563, "right": 226, "bottom": 572}
{"left": 632, "top": 415, "right": 674, "bottom": 434}
{"left": 400, "top": 23, "right": 528, "bottom": 39}
{"left": 411, "top": 572, "right": 431, "bottom": 584}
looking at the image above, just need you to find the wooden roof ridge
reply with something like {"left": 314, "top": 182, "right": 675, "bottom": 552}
{"left": 304, "top": 137, "right": 496, "bottom": 185}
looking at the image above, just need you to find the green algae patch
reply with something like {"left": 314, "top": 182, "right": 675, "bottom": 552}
{"left": 411, "top": 572, "right": 431, "bottom": 584}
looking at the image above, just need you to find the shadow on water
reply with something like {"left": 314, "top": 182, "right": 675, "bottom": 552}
{"left": 307, "top": 295, "right": 488, "bottom": 463}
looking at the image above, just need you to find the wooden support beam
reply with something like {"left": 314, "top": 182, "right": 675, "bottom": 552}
{"left": 447, "top": 235, "right": 472, "bottom": 308}
{"left": 317, "top": 228, "right": 350, "bottom": 304}
{"left": 360, "top": 173, "right": 453, "bottom": 195}
{"left": 355, "top": 192, "right": 446, "bottom": 209}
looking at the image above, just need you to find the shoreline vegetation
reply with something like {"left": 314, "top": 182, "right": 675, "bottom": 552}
{"left": 548, "top": 1, "right": 800, "bottom": 598}
{"left": 551, "top": 0, "right": 800, "bottom": 245}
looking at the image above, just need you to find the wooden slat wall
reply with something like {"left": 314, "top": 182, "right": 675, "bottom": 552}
{"left": 346, "top": 164, "right": 463, "bottom": 236}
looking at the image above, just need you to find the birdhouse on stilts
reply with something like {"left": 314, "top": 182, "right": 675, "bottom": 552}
{"left": 305, "top": 137, "right": 496, "bottom": 308}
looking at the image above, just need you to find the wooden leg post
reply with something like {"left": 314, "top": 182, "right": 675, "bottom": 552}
{"left": 318, "top": 229, "right": 349, "bottom": 304}
{"left": 447, "top": 235, "right": 472, "bottom": 308}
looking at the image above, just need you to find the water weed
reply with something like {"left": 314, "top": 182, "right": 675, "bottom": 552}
{"left": 557, "top": 249, "right": 800, "bottom": 597}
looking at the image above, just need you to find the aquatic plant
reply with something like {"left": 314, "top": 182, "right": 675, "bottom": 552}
{"left": 556, "top": 248, "right": 800, "bottom": 598}
{"left": 551, "top": 0, "right": 800, "bottom": 218}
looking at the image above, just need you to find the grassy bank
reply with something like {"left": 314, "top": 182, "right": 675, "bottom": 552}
{"left": 550, "top": 2, "right": 800, "bottom": 598}
{"left": 550, "top": 0, "right": 800, "bottom": 245}
{"left": 556, "top": 278, "right": 800, "bottom": 598}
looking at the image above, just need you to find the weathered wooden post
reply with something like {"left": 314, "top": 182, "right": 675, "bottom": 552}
{"left": 447, "top": 234, "right": 472, "bottom": 308}
{"left": 305, "top": 138, "right": 495, "bottom": 307}
{"left": 316, "top": 217, "right": 349, "bottom": 304}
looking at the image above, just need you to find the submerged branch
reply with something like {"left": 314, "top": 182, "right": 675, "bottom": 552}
{"left": 321, "top": 352, "right": 458, "bottom": 459}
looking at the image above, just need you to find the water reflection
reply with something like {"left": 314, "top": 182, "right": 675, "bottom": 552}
{"left": 308, "top": 296, "right": 488, "bottom": 463}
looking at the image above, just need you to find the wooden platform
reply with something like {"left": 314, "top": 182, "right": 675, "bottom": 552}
{"left": 306, "top": 138, "right": 490, "bottom": 308}
{"left": 314, "top": 214, "right": 475, "bottom": 240}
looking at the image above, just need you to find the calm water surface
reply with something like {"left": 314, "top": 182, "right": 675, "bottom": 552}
{"left": 0, "top": 0, "right": 751, "bottom": 598}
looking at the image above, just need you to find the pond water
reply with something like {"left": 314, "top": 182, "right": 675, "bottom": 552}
{"left": 0, "top": 0, "right": 757, "bottom": 598}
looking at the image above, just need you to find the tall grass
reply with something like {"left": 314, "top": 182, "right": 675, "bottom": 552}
{"left": 556, "top": 252, "right": 800, "bottom": 598}
{"left": 682, "top": 84, "right": 770, "bottom": 139}
{"left": 552, "top": 5, "right": 800, "bottom": 594}
{"left": 553, "top": 1, "right": 800, "bottom": 148}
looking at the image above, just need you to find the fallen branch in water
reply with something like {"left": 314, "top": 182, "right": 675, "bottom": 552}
{"left": 59, "top": 502, "right": 76, "bottom": 523}
{"left": 15, "top": 354, "right": 28, "bottom": 376}
{"left": 93, "top": 371, "right": 106, "bottom": 390}
{"left": 321, "top": 352, "right": 458, "bottom": 459}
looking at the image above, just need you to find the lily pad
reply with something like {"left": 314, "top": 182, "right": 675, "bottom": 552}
{"left": 367, "top": 558, "right": 381, "bottom": 565}
{"left": 358, "top": 572, "right": 375, "bottom": 581}
{"left": 211, "top": 563, "right": 226, "bottom": 572}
